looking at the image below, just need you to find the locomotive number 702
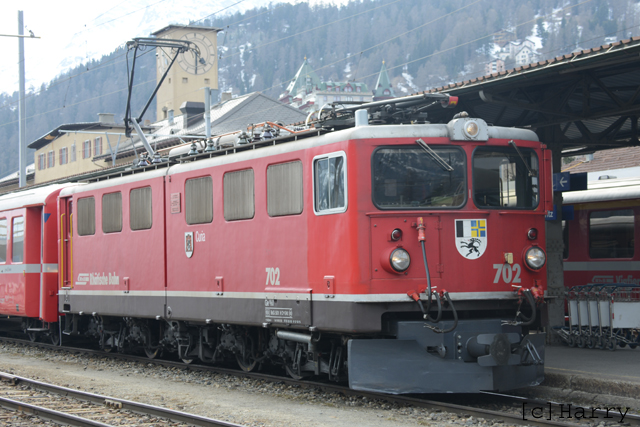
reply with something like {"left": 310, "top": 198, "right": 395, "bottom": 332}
{"left": 492, "top": 264, "right": 522, "bottom": 284}
{"left": 265, "top": 268, "right": 281, "bottom": 286}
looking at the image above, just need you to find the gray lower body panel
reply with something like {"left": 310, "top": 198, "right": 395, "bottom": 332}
{"left": 61, "top": 294, "right": 392, "bottom": 332}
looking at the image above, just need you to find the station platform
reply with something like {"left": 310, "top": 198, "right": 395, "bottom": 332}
{"left": 543, "top": 343, "right": 640, "bottom": 398}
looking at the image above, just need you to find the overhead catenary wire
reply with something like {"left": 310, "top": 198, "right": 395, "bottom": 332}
{"left": 0, "top": 0, "right": 627, "bottom": 138}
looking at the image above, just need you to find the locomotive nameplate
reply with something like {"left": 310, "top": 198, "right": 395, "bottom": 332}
{"left": 170, "top": 193, "right": 181, "bottom": 214}
{"left": 264, "top": 290, "right": 312, "bottom": 326}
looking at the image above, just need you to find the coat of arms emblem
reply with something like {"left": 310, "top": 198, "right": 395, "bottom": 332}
{"left": 185, "top": 232, "right": 194, "bottom": 258}
{"left": 455, "top": 219, "right": 487, "bottom": 259}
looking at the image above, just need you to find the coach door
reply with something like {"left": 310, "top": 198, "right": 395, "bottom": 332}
{"left": 60, "top": 199, "right": 73, "bottom": 289}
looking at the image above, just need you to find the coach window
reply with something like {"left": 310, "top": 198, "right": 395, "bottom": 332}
{"left": 185, "top": 176, "right": 213, "bottom": 225}
{"left": 0, "top": 218, "right": 6, "bottom": 263}
{"left": 372, "top": 146, "right": 465, "bottom": 209}
{"left": 473, "top": 147, "right": 539, "bottom": 209}
{"left": 224, "top": 169, "right": 255, "bottom": 221}
{"left": 589, "top": 209, "right": 634, "bottom": 259}
{"left": 267, "top": 161, "right": 303, "bottom": 217}
{"left": 12, "top": 217, "right": 24, "bottom": 263}
{"left": 130, "top": 187, "right": 152, "bottom": 230}
{"left": 314, "top": 152, "right": 347, "bottom": 214}
{"left": 102, "top": 192, "right": 122, "bottom": 233}
{"left": 77, "top": 197, "right": 96, "bottom": 236}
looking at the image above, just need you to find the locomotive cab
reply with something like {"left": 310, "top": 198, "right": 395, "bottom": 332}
{"left": 343, "top": 116, "right": 549, "bottom": 393}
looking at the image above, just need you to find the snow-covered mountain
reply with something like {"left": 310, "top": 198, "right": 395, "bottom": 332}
{"left": 0, "top": 0, "right": 349, "bottom": 96}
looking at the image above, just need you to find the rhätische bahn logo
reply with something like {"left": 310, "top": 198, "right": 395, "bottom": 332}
{"left": 455, "top": 219, "right": 487, "bottom": 259}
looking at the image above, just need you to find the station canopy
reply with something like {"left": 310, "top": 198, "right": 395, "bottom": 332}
{"left": 425, "top": 37, "right": 640, "bottom": 156}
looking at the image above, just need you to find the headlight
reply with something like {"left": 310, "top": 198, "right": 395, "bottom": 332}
{"left": 390, "top": 248, "right": 410, "bottom": 272}
{"left": 525, "top": 246, "right": 546, "bottom": 270}
{"left": 464, "top": 121, "right": 479, "bottom": 138}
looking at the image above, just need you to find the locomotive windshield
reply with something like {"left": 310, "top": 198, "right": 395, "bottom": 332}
{"left": 372, "top": 146, "right": 465, "bottom": 209}
{"left": 473, "top": 146, "right": 539, "bottom": 209}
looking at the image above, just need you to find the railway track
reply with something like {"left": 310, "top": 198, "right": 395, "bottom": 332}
{"left": 0, "top": 371, "right": 243, "bottom": 427}
{"left": 1, "top": 336, "right": 638, "bottom": 427}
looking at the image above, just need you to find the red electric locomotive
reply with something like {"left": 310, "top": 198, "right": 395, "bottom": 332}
{"left": 2, "top": 95, "right": 552, "bottom": 393}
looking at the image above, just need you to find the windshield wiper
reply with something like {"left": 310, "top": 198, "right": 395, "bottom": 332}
{"left": 508, "top": 140, "right": 536, "bottom": 177}
{"left": 415, "top": 139, "right": 453, "bottom": 172}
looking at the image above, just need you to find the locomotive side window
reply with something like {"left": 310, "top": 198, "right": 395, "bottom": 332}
{"left": 267, "top": 161, "right": 303, "bottom": 217}
{"left": 589, "top": 209, "right": 634, "bottom": 259}
{"left": 11, "top": 217, "right": 24, "bottom": 263}
{"left": 372, "top": 146, "right": 465, "bottom": 209}
{"left": 224, "top": 169, "right": 255, "bottom": 221}
{"left": 314, "top": 152, "right": 347, "bottom": 214}
{"left": 77, "top": 197, "right": 96, "bottom": 236}
{"left": 102, "top": 192, "right": 122, "bottom": 233}
{"left": 0, "top": 218, "right": 6, "bottom": 263}
{"left": 473, "top": 147, "right": 539, "bottom": 209}
{"left": 185, "top": 176, "right": 213, "bottom": 225}
{"left": 130, "top": 187, "right": 152, "bottom": 230}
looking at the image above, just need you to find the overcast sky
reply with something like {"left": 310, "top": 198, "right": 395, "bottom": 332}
{"left": 0, "top": 0, "right": 350, "bottom": 97}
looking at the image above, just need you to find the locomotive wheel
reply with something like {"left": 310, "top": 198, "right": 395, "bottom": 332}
{"left": 49, "top": 328, "right": 60, "bottom": 346}
{"left": 285, "top": 364, "right": 306, "bottom": 380}
{"left": 181, "top": 358, "right": 194, "bottom": 364}
{"left": 27, "top": 331, "right": 37, "bottom": 342}
{"left": 629, "top": 334, "right": 638, "bottom": 350}
{"left": 144, "top": 347, "right": 161, "bottom": 359}
{"left": 236, "top": 353, "right": 258, "bottom": 372}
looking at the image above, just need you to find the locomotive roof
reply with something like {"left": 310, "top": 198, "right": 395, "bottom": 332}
{"left": 0, "top": 183, "right": 70, "bottom": 212}
{"left": 59, "top": 169, "right": 167, "bottom": 197}
{"left": 57, "top": 120, "right": 538, "bottom": 195}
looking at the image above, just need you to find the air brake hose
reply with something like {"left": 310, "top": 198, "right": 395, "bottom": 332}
{"left": 517, "top": 289, "right": 537, "bottom": 326}
{"left": 418, "top": 219, "right": 443, "bottom": 325}
{"left": 424, "top": 291, "right": 458, "bottom": 334}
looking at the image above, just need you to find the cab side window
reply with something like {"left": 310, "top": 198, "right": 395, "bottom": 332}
{"left": 314, "top": 152, "right": 347, "bottom": 214}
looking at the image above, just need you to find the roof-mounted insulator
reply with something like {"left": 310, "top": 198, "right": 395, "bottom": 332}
{"left": 151, "top": 152, "right": 164, "bottom": 164}
{"left": 187, "top": 143, "right": 199, "bottom": 156}
{"left": 261, "top": 124, "right": 275, "bottom": 139}
{"left": 204, "top": 140, "right": 216, "bottom": 153}
{"left": 137, "top": 153, "right": 150, "bottom": 167}
{"left": 236, "top": 131, "right": 251, "bottom": 145}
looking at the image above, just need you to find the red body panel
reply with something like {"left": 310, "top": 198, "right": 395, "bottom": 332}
{"left": 55, "top": 128, "right": 549, "bottom": 330}
{"left": 66, "top": 178, "right": 166, "bottom": 309}
{"left": 0, "top": 207, "right": 40, "bottom": 318}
